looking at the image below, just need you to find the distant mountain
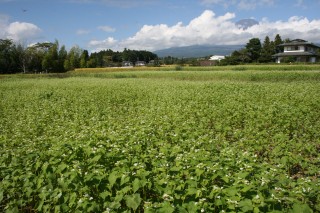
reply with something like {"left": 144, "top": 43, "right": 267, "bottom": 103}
{"left": 153, "top": 44, "right": 244, "bottom": 58}
{"left": 236, "top": 19, "right": 259, "bottom": 30}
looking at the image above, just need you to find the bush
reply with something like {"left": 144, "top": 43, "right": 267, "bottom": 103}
{"left": 175, "top": 65, "right": 183, "bottom": 71}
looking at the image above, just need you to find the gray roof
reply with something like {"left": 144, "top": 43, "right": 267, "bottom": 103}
{"left": 279, "top": 39, "right": 320, "bottom": 48}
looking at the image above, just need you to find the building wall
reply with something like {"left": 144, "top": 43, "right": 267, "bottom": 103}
{"left": 284, "top": 45, "right": 305, "bottom": 52}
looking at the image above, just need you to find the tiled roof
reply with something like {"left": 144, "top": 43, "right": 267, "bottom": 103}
{"left": 279, "top": 39, "right": 320, "bottom": 48}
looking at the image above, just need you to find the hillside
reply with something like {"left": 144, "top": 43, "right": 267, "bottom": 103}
{"left": 153, "top": 44, "right": 244, "bottom": 58}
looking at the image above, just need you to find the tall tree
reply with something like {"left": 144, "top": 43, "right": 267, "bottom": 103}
{"left": 0, "top": 39, "right": 15, "bottom": 74}
{"left": 65, "top": 46, "right": 82, "bottom": 70}
{"left": 274, "top": 34, "right": 283, "bottom": 53}
{"left": 245, "top": 38, "right": 262, "bottom": 62}
{"left": 58, "top": 45, "right": 67, "bottom": 72}
{"left": 14, "top": 44, "right": 29, "bottom": 73}
{"left": 259, "top": 36, "right": 273, "bottom": 63}
{"left": 80, "top": 50, "right": 89, "bottom": 68}
{"left": 42, "top": 41, "right": 59, "bottom": 72}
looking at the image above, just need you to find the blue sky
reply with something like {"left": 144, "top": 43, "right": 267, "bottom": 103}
{"left": 1, "top": 0, "right": 320, "bottom": 52}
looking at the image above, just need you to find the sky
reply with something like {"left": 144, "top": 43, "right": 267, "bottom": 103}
{"left": 1, "top": 0, "right": 320, "bottom": 52}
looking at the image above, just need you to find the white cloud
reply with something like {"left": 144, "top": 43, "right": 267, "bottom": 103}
{"left": 88, "top": 37, "right": 118, "bottom": 52}
{"left": 98, "top": 25, "right": 115, "bottom": 32}
{"left": 6, "top": 22, "right": 41, "bottom": 41}
{"left": 0, "top": 14, "right": 42, "bottom": 42}
{"left": 88, "top": 10, "right": 320, "bottom": 52}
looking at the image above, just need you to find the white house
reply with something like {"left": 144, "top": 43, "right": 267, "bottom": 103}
{"left": 209, "top": 55, "right": 225, "bottom": 61}
{"left": 273, "top": 39, "right": 320, "bottom": 63}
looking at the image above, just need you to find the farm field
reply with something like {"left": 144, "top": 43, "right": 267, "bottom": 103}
{"left": 1, "top": 68, "right": 320, "bottom": 212}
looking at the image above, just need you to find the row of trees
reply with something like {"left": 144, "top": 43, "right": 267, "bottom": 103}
{"left": 89, "top": 48, "right": 158, "bottom": 68}
{"left": 220, "top": 34, "right": 285, "bottom": 65}
{"left": 0, "top": 39, "right": 158, "bottom": 74}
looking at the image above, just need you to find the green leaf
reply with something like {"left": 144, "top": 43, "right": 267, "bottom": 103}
{"left": 187, "top": 187, "right": 198, "bottom": 195}
{"left": 238, "top": 172, "right": 249, "bottom": 179}
{"left": 159, "top": 201, "right": 175, "bottom": 213}
{"left": 0, "top": 190, "right": 3, "bottom": 202}
{"left": 195, "top": 168, "right": 204, "bottom": 177}
{"left": 69, "top": 192, "right": 77, "bottom": 207}
{"left": 37, "top": 199, "right": 44, "bottom": 211}
{"left": 121, "top": 186, "right": 132, "bottom": 195}
{"left": 90, "top": 154, "right": 101, "bottom": 163}
{"left": 170, "top": 166, "right": 181, "bottom": 172}
{"left": 281, "top": 156, "right": 288, "bottom": 165}
{"left": 114, "top": 193, "right": 124, "bottom": 203}
{"left": 239, "top": 199, "right": 253, "bottom": 212}
{"left": 241, "top": 185, "right": 252, "bottom": 193}
{"left": 108, "top": 171, "right": 118, "bottom": 189}
{"left": 121, "top": 175, "right": 130, "bottom": 186}
{"left": 37, "top": 178, "right": 44, "bottom": 189}
{"left": 125, "top": 194, "right": 141, "bottom": 211}
{"left": 222, "top": 176, "right": 229, "bottom": 183}
{"left": 292, "top": 203, "right": 313, "bottom": 213}
{"left": 254, "top": 207, "right": 260, "bottom": 213}
{"left": 132, "top": 178, "right": 140, "bottom": 193}
{"left": 100, "top": 191, "right": 111, "bottom": 200}
{"left": 57, "top": 163, "right": 67, "bottom": 173}
{"left": 225, "top": 187, "right": 237, "bottom": 196}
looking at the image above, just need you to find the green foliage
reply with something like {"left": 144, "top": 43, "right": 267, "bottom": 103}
{"left": 0, "top": 40, "right": 158, "bottom": 74}
{"left": 220, "top": 34, "right": 287, "bottom": 65}
{"left": 0, "top": 70, "right": 320, "bottom": 212}
{"left": 175, "top": 65, "right": 183, "bottom": 71}
{"left": 246, "top": 38, "right": 262, "bottom": 62}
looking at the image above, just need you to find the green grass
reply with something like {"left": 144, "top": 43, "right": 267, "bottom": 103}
{"left": 1, "top": 69, "right": 320, "bottom": 212}
{"left": 74, "top": 64, "right": 320, "bottom": 72}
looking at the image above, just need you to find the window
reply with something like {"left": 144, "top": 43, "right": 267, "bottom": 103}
{"left": 286, "top": 46, "right": 299, "bottom": 51}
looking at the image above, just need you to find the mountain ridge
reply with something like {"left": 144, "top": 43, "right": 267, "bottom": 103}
{"left": 153, "top": 44, "right": 244, "bottom": 58}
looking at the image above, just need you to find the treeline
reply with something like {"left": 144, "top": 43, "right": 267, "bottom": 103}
{"left": 0, "top": 39, "right": 158, "bottom": 74}
{"left": 219, "top": 34, "right": 285, "bottom": 65}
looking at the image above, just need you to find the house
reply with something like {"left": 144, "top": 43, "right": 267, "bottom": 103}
{"left": 135, "top": 61, "right": 146, "bottom": 66}
{"left": 209, "top": 55, "right": 225, "bottom": 61}
{"left": 122, "top": 61, "right": 133, "bottom": 67}
{"left": 273, "top": 39, "right": 320, "bottom": 63}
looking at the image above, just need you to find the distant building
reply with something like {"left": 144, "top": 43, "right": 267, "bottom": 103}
{"left": 273, "top": 39, "right": 320, "bottom": 63}
{"left": 209, "top": 55, "right": 225, "bottom": 61}
{"left": 199, "top": 55, "right": 225, "bottom": 66}
{"left": 122, "top": 61, "right": 133, "bottom": 67}
{"left": 135, "top": 61, "right": 146, "bottom": 66}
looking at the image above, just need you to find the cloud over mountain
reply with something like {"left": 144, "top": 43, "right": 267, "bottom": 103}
{"left": 88, "top": 10, "right": 320, "bottom": 52}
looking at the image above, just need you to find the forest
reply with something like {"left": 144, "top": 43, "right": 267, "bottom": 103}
{"left": 0, "top": 40, "right": 158, "bottom": 74}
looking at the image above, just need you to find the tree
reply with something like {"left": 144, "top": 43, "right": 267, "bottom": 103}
{"left": 259, "top": 36, "right": 273, "bottom": 63}
{"left": 80, "top": 50, "right": 89, "bottom": 68}
{"left": 41, "top": 41, "right": 59, "bottom": 72}
{"left": 27, "top": 44, "right": 46, "bottom": 73}
{"left": 274, "top": 34, "right": 283, "bottom": 53}
{"left": 0, "top": 39, "right": 16, "bottom": 74}
{"left": 220, "top": 48, "right": 251, "bottom": 65}
{"left": 14, "top": 44, "right": 29, "bottom": 73}
{"left": 245, "top": 38, "right": 262, "bottom": 62}
{"left": 65, "top": 46, "right": 82, "bottom": 70}
{"left": 58, "top": 45, "right": 67, "bottom": 72}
